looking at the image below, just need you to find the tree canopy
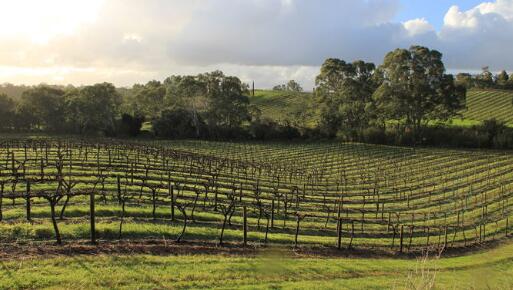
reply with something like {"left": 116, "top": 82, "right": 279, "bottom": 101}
{"left": 371, "top": 46, "right": 466, "bottom": 141}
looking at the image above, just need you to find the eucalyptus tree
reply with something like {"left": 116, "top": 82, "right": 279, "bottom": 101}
{"left": 65, "top": 83, "right": 122, "bottom": 134}
{"left": 128, "top": 80, "right": 166, "bottom": 120}
{"left": 0, "top": 94, "right": 16, "bottom": 131}
{"left": 372, "top": 45, "right": 466, "bottom": 142}
{"left": 18, "top": 86, "right": 66, "bottom": 132}
{"left": 315, "top": 58, "right": 377, "bottom": 138}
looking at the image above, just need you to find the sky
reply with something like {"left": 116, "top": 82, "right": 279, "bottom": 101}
{"left": 395, "top": 0, "right": 485, "bottom": 29}
{"left": 0, "top": 0, "right": 513, "bottom": 90}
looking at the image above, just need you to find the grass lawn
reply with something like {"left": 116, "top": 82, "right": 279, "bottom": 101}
{"left": 1, "top": 240, "right": 513, "bottom": 289}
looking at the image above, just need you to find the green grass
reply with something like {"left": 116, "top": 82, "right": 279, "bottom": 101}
{"left": 2, "top": 240, "right": 513, "bottom": 289}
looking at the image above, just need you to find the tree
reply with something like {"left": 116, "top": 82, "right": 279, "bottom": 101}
{"left": 480, "top": 118, "right": 506, "bottom": 147}
{"left": 286, "top": 80, "right": 303, "bottom": 92}
{"left": 315, "top": 59, "right": 376, "bottom": 138}
{"left": 127, "top": 80, "right": 165, "bottom": 120}
{"left": 455, "top": 73, "right": 474, "bottom": 89}
{"left": 373, "top": 46, "right": 466, "bottom": 142}
{"left": 117, "top": 113, "right": 145, "bottom": 137}
{"left": 496, "top": 70, "right": 510, "bottom": 88}
{"left": 18, "top": 86, "right": 66, "bottom": 132}
{"left": 273, "top": 80, "right": 303, "bottom": 92}
{"left": 65, "top": 83, "right": 121, "bottom": 134}
{"left": 475, "top": 67, "right": 494, "bottom": 88}
{"left": 272, "top": 84, "right": 287, "bottom": 91}
{"left": 0, "top": 94, "right": 16, "bottom": 131}
{"left": 200, "top": 71, "right": 251, "bottom": 133}
{"left": 152, "top": 108, "right": 201, "bottom": 138}
{"left": 164, "top": 75, "right": 207, "bottom": 137}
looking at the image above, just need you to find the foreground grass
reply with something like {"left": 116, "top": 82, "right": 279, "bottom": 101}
{"left": 1, "top": 240, "right": 513, "bottom": 289}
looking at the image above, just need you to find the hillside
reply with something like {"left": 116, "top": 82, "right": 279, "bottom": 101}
{"left": 461, "top": 89, "right": 513, "bottom": 124}
{"left": 2, "top": 137, "right": 513, "bottom": 288}
{"left": 252, "top": 89, "right": 513, "bottom": 127}
{"left": 250, "top": 90, "right": 312, "bottom": 122}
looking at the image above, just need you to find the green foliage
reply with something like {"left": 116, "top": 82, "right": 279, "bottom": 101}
{"left": 65, "top": 83, "right": 121, "bottom": 134}
{"left": 0, "top": 94, "right": 16, "bottom": 131}
{"left": 126, "top": 80, "right": 166, "bottom": 120}
{"left": 117, "top": 113, "right": 145, "bottom": 137}
{"left": 158, "top": 71, "right": 251, "bottom": 138}
{"left": 479, "top": 118, "right": 507, "bottom": 146}
{"left": 18, "top": 85, "right": 66, "bottom": 132}
{"left": 315, "top": 58, "right": 377, "bottom": 138}
{"left": 475, "top": 67, "right": 495, "bottom": 89}
{"left": 273, "top": 80, "right": 303, "bottom": 92}
{"left": 152, "top": 108, "right": 202, "bottom": 138}
{"left": 372, "top": 46, "right": 466, "bottom": 141}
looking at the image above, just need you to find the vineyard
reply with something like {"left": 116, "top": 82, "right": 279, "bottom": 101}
{"left": 250, "top": 90, "right": 312, "bottom": 122}
{"left": 0, "top": 137, "right": 512, "bottom": 255}
{"left": 462, "top": 89, "right": 513, "bottom": 124}
{"left": 250, "top": 89, "right": 513, "bottom": 127}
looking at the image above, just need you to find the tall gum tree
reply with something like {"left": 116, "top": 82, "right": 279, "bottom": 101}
{"left": 372, "top": 45, "right": 466, "bottom": 143}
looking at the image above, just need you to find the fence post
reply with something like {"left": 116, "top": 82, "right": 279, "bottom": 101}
{"left": 271, "top": 199, "right": 275, "bottom": 228}
{"left": 243, "top": 206, "right": 248, "bottom": 247}
{"left": 294, "top": 214, "right": 300, "bottom": 248}
{"left": 0, "top": 183, "right": 3, "bottom": 221}
{"left": 399, "top": 225, "right": 404, "bottom": 253}
{"left": 337, "top": 218, "right": 342, "bottom": 250}
{"left": 90, "top": 191, "right": 96, "bottom": 244}
{"left": 117, "top": 176, "right": 121, "bottom": 204}
{"left": 507, "top": 217, "right": 509, "bottom": 237}
{"left": 170, "top": 184, "right": 175, "bottom": 221}
{"left": 26, "top": 181, "right": 31, "bottom": 221}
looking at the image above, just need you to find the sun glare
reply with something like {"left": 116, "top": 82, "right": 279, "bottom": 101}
{"left": 0, "top": 0, "right": 104, "bottom": 44}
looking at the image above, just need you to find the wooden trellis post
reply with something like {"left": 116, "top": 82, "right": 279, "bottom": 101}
{"left": 243, "top": 206, "right": 248, "bottom": 247}
{"left": 90, "top": 191, "right": 96, "bottom": 244}
{"left": 399, "top": 225, "right": 404, "bottom": 253}
{"left": 337, "top": 218, "right": 342, "bottom": 250}
{"left": 170, "top": 184, "right": 175, "bottom": 221}
{"left": 26, "top": 181, "right": 31, "bottom": 221}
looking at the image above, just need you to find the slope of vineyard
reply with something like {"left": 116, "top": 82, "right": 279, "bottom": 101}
{"left": 251, "top": 89, "right": 513, "bottom": 126}
{"left": 0, "top": 137, "right": 512, "bottom": 255}
{"left": 461, "top": 89, "right": 513, "bottom": 124}
{"left": 250, "top": 90, "right": 312, "bottom": 121}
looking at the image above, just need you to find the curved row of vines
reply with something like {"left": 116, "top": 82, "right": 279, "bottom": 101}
{"left": 1, "top": 138, "right": 512, "bottom": 254}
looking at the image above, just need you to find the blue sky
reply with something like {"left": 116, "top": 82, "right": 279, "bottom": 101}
{"left": 396, "top": 0, "right": 485, "bottom": 29}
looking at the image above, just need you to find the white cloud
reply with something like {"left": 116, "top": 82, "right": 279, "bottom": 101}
{"left": 443, "top": 5, "right": 480, "bottom": 28}
{"left": 0, "top": 0, "right": 513, "bottom": 89}
{"left": 477, "top": 0, "right": 513, "bottom": 20}
{"left": 403, "top": 18, "right": 435, "bottom": 36}
{"left": 439, "top": 1, "right": 513, "bottom": 70}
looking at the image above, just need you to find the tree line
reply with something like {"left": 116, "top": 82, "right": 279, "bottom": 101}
{"left": 456, "top": 68, "right": 513, "bottom": 90}
{"left": 2, "top": 45, "right": 513, "bottom": 148}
